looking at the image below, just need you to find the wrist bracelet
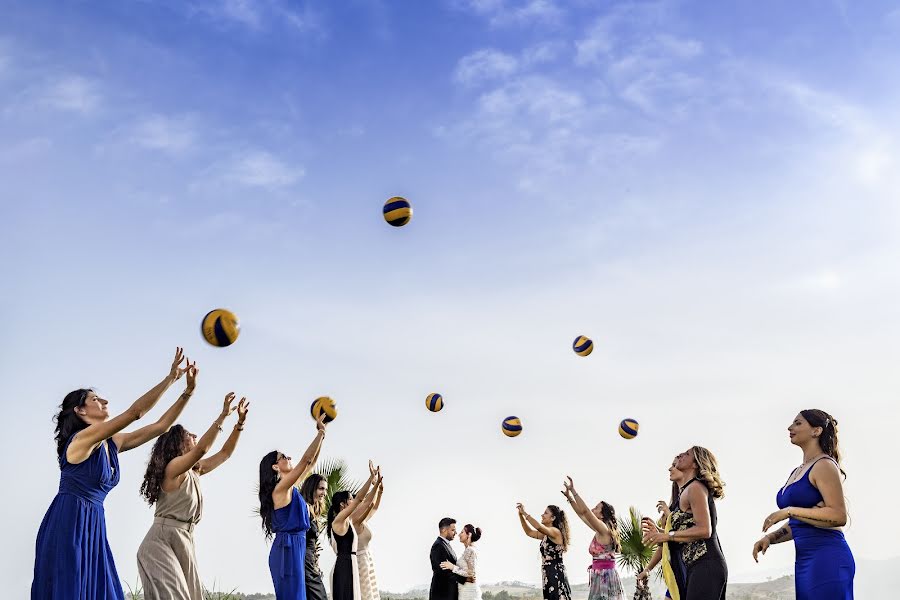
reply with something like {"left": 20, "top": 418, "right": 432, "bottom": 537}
{"left": 235, "top": 424, "right": 244, "bottom": 431}
{"left": 213, "top": 422, "right": 223, "bottom": 432}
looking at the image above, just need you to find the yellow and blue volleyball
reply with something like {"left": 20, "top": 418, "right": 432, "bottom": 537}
{"left": 201, "top": 308, "right": 240, "bottom": 347}
{"left": 310, "top": 396, "right": 338, "bottom": 423}
{"left": 426, "top": 393, "right": 443, "bottom": 412}
{"left": 618, "top": 418, "right": 639, "bottom": 439}
{"left": 502, "top": 416, "right": 522, "bottom": 437}
{"left": 383, "top": 196, "right": 412, "bottom": 227}
{"left": 573, "top": 335, "right": 593, "bottom": 356}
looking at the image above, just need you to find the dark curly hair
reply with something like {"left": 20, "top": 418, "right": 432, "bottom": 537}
{"left": 546, "top": 505, "right": 571, "bottom": 552}
{"left": 140, "top": 425, "right": 188, "bottom": 505}
{"left": 327, "top": 490, "right": 352, "bottom": 540}
{"left": 258, "top": 451, "right": 280, "bottom": 540}
{"left": 53, "top": 389, "right": 92, "bottom": 460}
{"left": 300, "top": 473, "right": 327, "bottom": 517}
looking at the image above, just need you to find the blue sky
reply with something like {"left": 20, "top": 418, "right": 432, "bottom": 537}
{"left": 3, "top": 0, "right": 900, "bottom": 596}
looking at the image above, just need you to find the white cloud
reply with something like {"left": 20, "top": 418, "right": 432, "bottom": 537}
{"left": 454, "top": 49, "right": 518, "bottom": 85}
{"left": 455, "top": 0, "right": 563, "bottom": 27}
{"left": 42, "top": 75, "right": 100, "bottom": 114}
{"left": 190, "top": 0, "right": 324, "bottom": 35}
{"left": 130, "top": 114, "right": 196, "bottom": 155}
{"left": 227, "top": 150, "right": 305, "bottom": 189}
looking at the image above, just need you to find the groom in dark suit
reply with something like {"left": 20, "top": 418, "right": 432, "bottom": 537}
{"left": 429, "top": 517, "right": 468, "bottom": 600}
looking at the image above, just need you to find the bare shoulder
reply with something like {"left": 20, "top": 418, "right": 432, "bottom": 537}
{"left": 810, "top": 457, "right": 842, "bottom": 484}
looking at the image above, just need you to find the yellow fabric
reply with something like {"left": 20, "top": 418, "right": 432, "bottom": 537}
{"left": 661, "top": 514, "right": 680, "bottom": 600}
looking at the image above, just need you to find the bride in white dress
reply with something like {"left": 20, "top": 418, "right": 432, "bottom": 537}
{"left": 440, "top": 524, "right": 482, "bottom": 600}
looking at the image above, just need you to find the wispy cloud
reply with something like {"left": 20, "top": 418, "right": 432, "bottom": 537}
{"left": 189, "top": 0, "right": 324, "bottom": 35}
{"left": 226, "top": 150, "right": 305, "bottom": 189}
{"left": 129, "top": 114, "right": 196, "bottom": 155}
{"left": 42, "top": 75, "right": 101, "bottom": 114}
{"left": 454, "top": 0, "right": 563, "bottom": 27}
{"left": 454, "top": 49, "right": 518, "bottom": 85}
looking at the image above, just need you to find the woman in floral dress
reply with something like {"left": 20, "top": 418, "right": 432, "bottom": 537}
{"left": 516, "top": 503, "right": 572, "bottom": 600}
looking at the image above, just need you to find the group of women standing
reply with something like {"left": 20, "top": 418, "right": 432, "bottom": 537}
{"left": 514, "top": 411, "right": 854, "bottom": 600}
{"left": 30, "top": 347, "right": 855, "bottom": 600}
{"left": 31, "top": 348, "right": 386, "bottom": 600}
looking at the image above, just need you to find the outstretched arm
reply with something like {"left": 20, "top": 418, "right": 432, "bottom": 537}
{"left": 361, "top": 479, "right": 384, "bottom": 523}
{"left": 114, "top": 358, "right": 198, "bottom": 453}
{"left": 164, "top": 393, "right": 237, "bottom": 481}
{"left": 198, "top": 397, "right": 249, "bottom": 475}
{"left": 352, "top": 468, "right": 382, "bottom": 524}
{"left": 562, "top": 476, "right": 611, "bottom": 537}
{"left": 516, "top": 503, "right": 544, "bottom": 540}
{"left": 332, "top": 464, "right": 377, "bottom": 536}
{"left": 69, "top": 349, "right": 187, "bottom": 462}
{"left": 274, "top": 415, "right": 327, "bottom": 497}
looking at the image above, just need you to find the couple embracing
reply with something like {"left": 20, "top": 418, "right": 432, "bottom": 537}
{"left": 429, "top": 517, "right": 483, "bottom": 600}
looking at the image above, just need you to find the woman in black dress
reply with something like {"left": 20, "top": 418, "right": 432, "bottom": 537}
{"left": 299, "top": 473, "right": 329, "bottom": 600}
{"left": 327, "top": 463, "right": 379, "bottom": 600}
{"left": 641, "top": 446, "right": 728, "bottom": 600}
{"left": 516, "top": 502, "right": 572, "bottom": 600}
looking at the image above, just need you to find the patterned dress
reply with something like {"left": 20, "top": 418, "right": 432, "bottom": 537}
{"left": 587, "top": 538, "right": 625, "bottom": 600}
{"left": 540, "top": 537, "right": 571, "bottom": 600}
{"left": 449, "top": 544, "right": 481, "bottom": 600}
{"left": 356, "top": 524, "right": 380, "bottom": 600}
{"left": 668, "top": 480, "right": 727, "bottom": 600}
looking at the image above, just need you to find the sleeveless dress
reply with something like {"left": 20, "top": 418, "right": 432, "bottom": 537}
{"left": 270, "top": 488, "right": 311, "bottom": 600}
{"left": 540, "top": 537, "right": 572, "bottom": 600}
{"left": 357, "top": 524, "right": 381, "bottom": 600}
{"left": 32, "top": 436, "right": 124, "bottom": 600}
{"left": 331, "top": 524, "right": 360, "bottom": 600}
{"left": 586, "top": 538, "right": 624, "bottom": 600}
{"left": 305, "top": 514, "right": 328, "bottom": 600}
{"left": 668, "top": 480, "right": 727, "bottom": 600}
{"left": 137, "top": 469, "right": 204, "bottom": 599}
{"left": 777, "top": 457, "right": 855, "bottom": 599}
{"left": 449, "top": 544, "right": 481, "bottom": 600}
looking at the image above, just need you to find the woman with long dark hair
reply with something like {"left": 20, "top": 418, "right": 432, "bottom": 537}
{"left": 299, "top": 473, "right": 329, "bottom": 600}
{"left": 641, "top": 447, "right": 728, "bottom": 600}
{"left": 327, "top": 462, "right": 379, "bottom": 600}
{"left": 516, "top": 502, "right": 572, "bottom": 600}
{"left": 32, "top": 348, "right": 194, "bottom": 600}
{"left": 561, "top": 477, "right": 625, "bottom": 600}
{"left": 137, "top": 392, "right": 249, "bottom": 599}
{"left": 752, "top": 409, "right": 854, "bottom": 599}
{"left": 259, "top": 414, "right": 328, "bottom": 600}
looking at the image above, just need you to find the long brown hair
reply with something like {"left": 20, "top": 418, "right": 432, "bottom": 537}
{"left": 546, "top": 505, "right": 571, "bottom": 551}
{"left": 690, "top": 446, "right": 726, "bottom": 499}
{"left": 801, "top": 409, "right": 846, "bottom": 479}
{"left": 598, "top": 501, "right": 621, "bottom": 553}
{"left": 140, "top": 425, "right": 188, "bottom": 505}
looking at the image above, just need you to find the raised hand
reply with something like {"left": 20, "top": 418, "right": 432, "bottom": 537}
{"left": 369, "top": 459, "right": 377, "bottom": 477}
{"left": 184, "top": 361, "right": 199, "bottom": 393}
{"left": 169, "top": 347, "right": 187, "bottom": 381}
{"left": 236, "top": 397, "right": 250, "bottom": 425}
{"left": 516, "top": 503, "right": 526, "bottom": 516}
{"left": 220, "top": 392, "right": 238, "bottom": 419}
{"left": 315, "top": 412, "right": 327, "bottom": 433}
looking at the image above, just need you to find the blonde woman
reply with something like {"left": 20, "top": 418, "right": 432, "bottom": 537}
{"left": 641, "top": 447, "right": 727, "bottom": 600}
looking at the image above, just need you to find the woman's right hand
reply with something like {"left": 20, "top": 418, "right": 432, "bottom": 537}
{"left": 219, "top": 392, "right": 237, "bottom": 419}
{"left": 315, "top": 413, "right": 327, "bottom": 433}
{"left": 636, "top": 569, "right": 649, "bottom": 582}
{"left": 516, "top": 503, "right": 526, "bottom": 516}
{"left": 752, "top": 535, "right": 771, "bottom": 563}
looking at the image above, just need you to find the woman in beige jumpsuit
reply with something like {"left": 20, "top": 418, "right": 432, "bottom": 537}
{"left": 137, "top": 391, "right": 249, "bottom": 599}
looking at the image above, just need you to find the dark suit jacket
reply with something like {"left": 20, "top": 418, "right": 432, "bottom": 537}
{"left": 429, "top": 537, "right": 466, "bottom": 600}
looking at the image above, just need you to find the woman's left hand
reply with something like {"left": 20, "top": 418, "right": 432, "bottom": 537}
{"left": 236, "top": 397, "right": 250, "bottom": 424}
{"left": 220, "top": 392, "right": 237, "bottom": 419}
{"left": 642, "top": 530, "right": 668, "bottom": 545}
{"left": 439, "top": 560, "right": 454, "bottom": 571}
{"left": 762, "top": 508, "right": 789, "bottom": 532}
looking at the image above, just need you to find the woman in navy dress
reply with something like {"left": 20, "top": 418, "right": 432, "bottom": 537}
{"left": 32, "top": 348, "right": 196, "bottom": 600}
{"left": 753, "top": 409, "right": 854, "bottom": 599}
{"left": 258, "top": 413, "right": 328, "bottom": 599}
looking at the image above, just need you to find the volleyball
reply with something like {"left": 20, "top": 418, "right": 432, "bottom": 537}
{"left": 310, "top": 396, "right": 338, "bottom": 423}
{"left": 200, "top": 309, "right": 240, "bottom": 347}
{"left": 502, "top": 416, "right": 522, "bottom": 437}
{"left": 618, "top": 418, "right": 639, "bottom": 439}
{"left": 573, "top": 335, "right": 593, "bottom": 356}
{"left": 383, "top": 196, "right": 412, "bottom": 227}
{"left": 426, "top": 393, "right": 443, "bottom": 412}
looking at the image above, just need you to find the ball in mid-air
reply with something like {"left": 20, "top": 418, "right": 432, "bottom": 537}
{"left": 618, "top": 418, "right": 639, "bottom": 439}
{"left": 383, "top": 197, "right": 412, "bottom": 227}
{"left": 426, "top": 393, "right": 443, "bottom": 412}
{"left": 201, "top": 309, "right": 240, "bottom": 347}
{"left": 573, "top": 335, "right": 593, "bottom": 356}
{"left": 502, "top": 416, "right": 522, "bottom": 437}
{"left": 310, "top": 396, "right": 338, "bottom": 423}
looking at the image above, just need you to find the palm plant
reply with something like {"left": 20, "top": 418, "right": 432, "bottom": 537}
{"left": 313, "top": 456, "right": 362, "bottom": 529}
{"left": 617, "top": 506, "right": 655, "bottom": 576}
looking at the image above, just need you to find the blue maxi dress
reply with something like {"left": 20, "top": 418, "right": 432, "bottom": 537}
{"left": 32, "top": 434, "right": 124, "bottom": 599}
{"left": 777, "top": 457, "right": 855, "bottom": 600}
{"left": 269, "top": 487, "right": 311, "bottom": 600}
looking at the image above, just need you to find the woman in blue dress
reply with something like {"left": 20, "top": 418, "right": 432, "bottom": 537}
{"left": 753, "top": 409, "right": 855, "bottom": 599}
{"left": 32, "top": 348, "right": 197, "bottom": 600}
{"left": 258, "top": 413, "right": 328, "bottom": 599}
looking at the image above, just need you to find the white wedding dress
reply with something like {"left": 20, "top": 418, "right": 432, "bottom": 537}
{"left": 450, "top": 544, "right": 482, "bottom": 600}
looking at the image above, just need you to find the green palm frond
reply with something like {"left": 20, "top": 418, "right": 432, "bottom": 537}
{"left": 313, "top": 457, "right": 362, "bottom": 525}
{"left": 617, "top": 506, "right": 655, "bottom": 576}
